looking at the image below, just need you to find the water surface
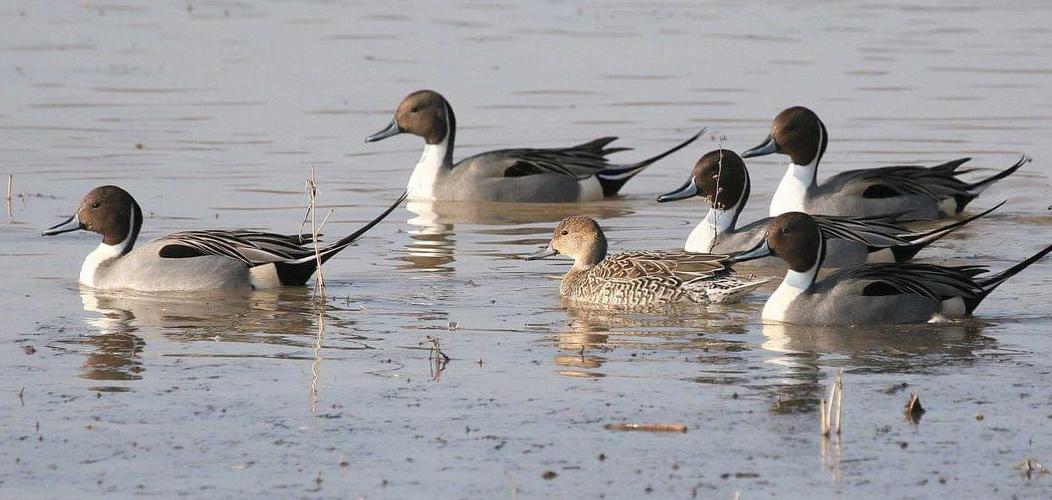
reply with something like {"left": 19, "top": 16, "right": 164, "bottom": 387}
{"left": 2, "top": 1, "right": 1052, "bottom": 498}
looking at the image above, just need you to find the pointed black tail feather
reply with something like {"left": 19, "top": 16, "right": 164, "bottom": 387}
{"left": 929, "top": 157, "right": 972, "bottom": 174}
{"left": 891, "top": 202, "right": 1003, "bottom": 262}
{"left": 275, "top": 190, "right": 408, "bottom": 285}
{"left": 967, "top": 242, "right": 1052, "bottom": 313}
{"left": 596, "top": 127, "right": 705, "bottom": 197}
{"left": 966, "top": 155, "right": 1029, "bottom": 194}
{"left": 570, "top": 136, "right": 620, "bottom": 155}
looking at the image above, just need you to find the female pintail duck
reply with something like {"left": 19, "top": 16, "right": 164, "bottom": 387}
{"left": 657, "top": 149, "right": 1002, "bottom": 266}
{"left": 524, "top": 216, "right": 769, "bottom": 307}
{"left": 741, "top": 106, "right": 1028, "bottom": 221}
{"left": 731, "top": 211, "right": 1052, "bottom": 325}
{"left": 365, "top": 89, "right": 703, "bottom": 202}
{"left": 42, "top": 185, "right": 406, "bottom": 292}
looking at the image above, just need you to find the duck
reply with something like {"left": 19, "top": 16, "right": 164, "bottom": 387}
{"left": 365, "top": 89, "right": 703, "bottom": 202}
{"left": 42, "top": 185, "right": 406, "bottom": 292}
{"left": 741, "top": 106, "right": 1028, "bottom": 220}
{"left": 730, "top": 211, "right": 1052, "bottom": 325}
{"left": 523, "top": 215, "right": 769, "bottom": 307}
{"left": 656, "top": 149, "right": 1001, "bottom": 266}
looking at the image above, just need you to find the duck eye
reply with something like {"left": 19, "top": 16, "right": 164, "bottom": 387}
{"left": 410, "top": 107, "right": 420, "bottom": 113}
{"left": 779, "top": 227, "right": 789, "bottom": 234}
{"left": 560, "top": 230, "right": 569, "bottom": 236}
{"left": 91, "top": 202, "right": 100, "bottom": 209}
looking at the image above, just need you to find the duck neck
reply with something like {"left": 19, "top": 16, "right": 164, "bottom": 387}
{"left": 762, "top": 235, "right": 824, "bottom": 323}
{"left": 770, "top": 158, "right": 819, "bottom": 217}
{"left": 686, "top": 207, "right": 735, "bottom": 253}
{"left": 686, "top": 176, "right": 749, "bottom": 253}
{"left": 407, "top": 102, "right": 456, "bottom": 201}
{"left": 770, "top": 124, "right": 825, "bottom": 217}
{"left": 80, "top": 202, "right": 140, "bottom": 287}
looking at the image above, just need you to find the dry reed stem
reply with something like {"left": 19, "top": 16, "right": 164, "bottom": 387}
{"left": 821, "top": 369, "right": 844, "bottom": 436}
{"left": 305, "top": 167, "right": 326, "bottom": 293}
{"left": 309, "top": 304, "right": 325, "bottom": 414}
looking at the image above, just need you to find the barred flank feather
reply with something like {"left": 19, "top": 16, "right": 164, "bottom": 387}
{"left": 561, "top": 250, "right": 769, "bottom": 307}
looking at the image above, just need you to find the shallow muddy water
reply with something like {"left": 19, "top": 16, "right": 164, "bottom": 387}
{"left": 3, "top": 1, "right": 1052, "bottom": 498}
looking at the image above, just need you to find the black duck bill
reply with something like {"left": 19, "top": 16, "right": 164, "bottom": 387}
{"left": 41, "top": 213, "right": 84, "bottom": 236}
{"left": 365, "top": 119, "right": 402, "bottom": 143}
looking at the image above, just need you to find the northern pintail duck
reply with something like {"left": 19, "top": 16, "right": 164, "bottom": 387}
{"left": 524, "top": 216, "right": 769, "bottom": 307}
{"left": 365, "top": 90, "right": 702, "bottom": 202}
{"left": 741, "top": 106, "right": 1028, "bottom": 221}
{"left": 42, "top": 185, "right": 406, "bottom": 291}
{"left": 657, "top": 149, "right": 1001, "bottom": 266}
{"left": 732, "top": 211, "right": 1052, "bottom": 325}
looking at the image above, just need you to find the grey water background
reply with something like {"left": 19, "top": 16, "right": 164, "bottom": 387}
{"left": 2, "top": 0, "right": 1052, "bottom": 498}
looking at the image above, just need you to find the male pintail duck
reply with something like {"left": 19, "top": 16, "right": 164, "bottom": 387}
{"left": 42, "top": 185, "right": 406, "bottom": 291}
{"left": 741, "top": 106, "right": 1028, "bottom": 220}
{"left": 365, "top": 90, "right": 703, "bottom": 202}
{"left": 657, "top": 149, "right": 1002, "bottom": 266}
{"left": 731, "top": 211, "right": 1052, "bottom": 325}
{"left": 524, "top": 215, "right": 769, "bottom": 307}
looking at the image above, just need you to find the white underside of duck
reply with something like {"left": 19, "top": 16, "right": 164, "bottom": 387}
{"left": 577, "top": 177, "right": 603, "bottom": 202}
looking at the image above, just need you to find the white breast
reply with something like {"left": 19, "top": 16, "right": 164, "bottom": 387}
{"left": 80, "top": 243, "right": 123, "bottom": 287}
{"left": 407, "top": 141, "right": 448, "bottom": 201}
{"left": 762, "top": 257, "right": 820, "bottom": 323}
{"left": 769, "top": 162, "right": 814, "bottom": 217}
{"left": 684, "top": 208, "right": 731, "bottom": 253}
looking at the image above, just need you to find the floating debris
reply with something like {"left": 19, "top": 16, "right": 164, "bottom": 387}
{"left": 542, "top": 470, "right": 558, "bottom": 480}
{"left": 1016, "top": 458, "right": 1049, "bottom": 480}
{"left": 604, "top": 423, "right": 687, "bottom": 433}
{"left": 904, "top": 392, "right": 925, "bottom": 424}
{"left": 820, "top": 369, "right": 844, "bottom": 436}
{"left": 883, "top": 382, "right": 909, "bottom": 395}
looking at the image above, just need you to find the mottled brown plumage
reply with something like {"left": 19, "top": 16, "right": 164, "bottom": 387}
{"left": 527, "top": 216, "right": 768, "bottom": 307}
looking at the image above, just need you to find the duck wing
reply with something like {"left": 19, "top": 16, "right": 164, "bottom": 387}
{"left": 597, "top": 251, "right": 731, "bottom": 281}
{"left": 157, "top": 230, "right": 321, "bottom": 266}
{"left": 822, "top": 262, "right": 986, "bottom": 301}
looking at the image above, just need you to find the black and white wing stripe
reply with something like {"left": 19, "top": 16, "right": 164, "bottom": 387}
{"left": 502, "top": 138, "right": 628, "bottom": 180}
{"left": 814, "top": 215, "right": 913, "bottom": 248}
{"left": 158, "top": 230, "right": 319, "bottom": 266}
{"left": 828, "top": 263, "right": 987, "bottom": 300}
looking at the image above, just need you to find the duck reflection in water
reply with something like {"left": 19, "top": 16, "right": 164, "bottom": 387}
{"left": 402, "top": 200, "right": 635, "bottom": 273}
{"left": 551, "top": 303, "right": 753, "bottom": 378}
{"left": 758, "top": 321, "right": 996, "bottom": 415}
{"left": 78, "top": 287, "right": 340, "bottom": 387}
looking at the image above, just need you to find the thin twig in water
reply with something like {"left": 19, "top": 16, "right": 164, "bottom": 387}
{"left": 604, "top": 423, "right": 688, "bottom": 433}
{"left": 709, "top": 137, "right": 727, "bottom": 252}
{"left": 309, "top": 300, "right": 325, "bottom": 415}
{"left": 427, "top": 335, "right": 450, "bottom": 381}
{"left": 820, "top": 369, "right": 844, "bottom": 436}
{"left": 6, "top": 174, "right": 12, "bottom": 220}
{"left": 304, "top": 167, "right": 326, "bottom": 293}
